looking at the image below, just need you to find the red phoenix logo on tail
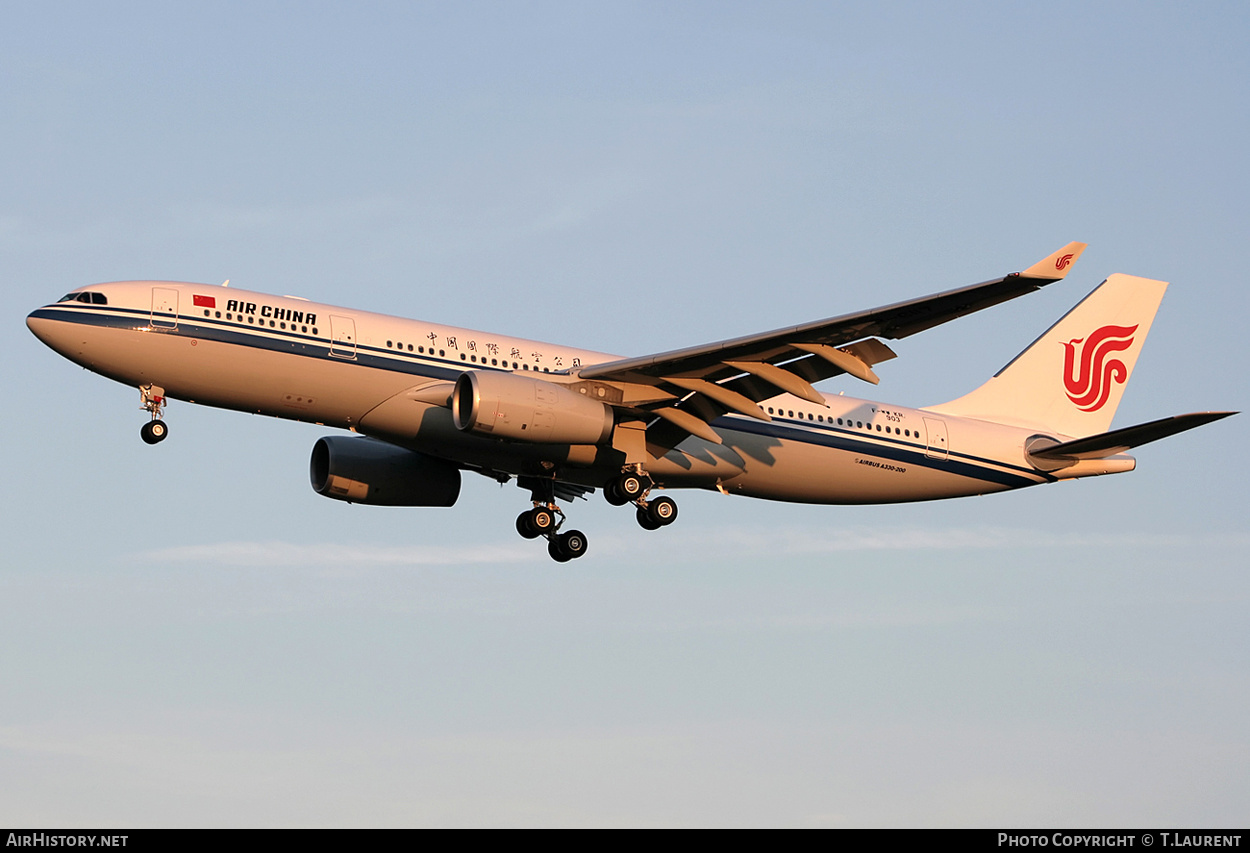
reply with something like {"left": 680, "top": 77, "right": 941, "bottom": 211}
{"left": 1062, "top": 324, "right": 1138, "bottom": 411}
{"left": 1055, "top": 253, "right": 1075, "bottom": 271}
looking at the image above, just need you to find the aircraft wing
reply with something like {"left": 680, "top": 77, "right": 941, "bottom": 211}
{"left": 577, "top": 242, "right": 1087, "bottom": 445}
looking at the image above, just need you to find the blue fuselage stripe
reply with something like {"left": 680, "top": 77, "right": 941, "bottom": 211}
{"left": 715, "top": 415, "right": 1044, "bottom": 489}
{"left": 32, "top": 305, "right": 1044, "bottom": 490}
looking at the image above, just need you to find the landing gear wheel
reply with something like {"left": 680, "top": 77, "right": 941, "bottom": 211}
{"left": 516, "top": 511, "right": 541, "bottom": 539}
{"left": 646, "top": 496, "right": 678, "bottom": 527}
{"left": 556, "top": 529, "right": 588, "bottom": 560}
{"left": 516, "top": 507, "right": 556, "bottom": 539}
{"left": 548, "top": 529, "right": 588, "bottom": 561}
{"left": 604, "top": 480, "right": 629, "bottom": 506}
{"left": 615, "top": 472, "right": 650, "bottom": 502}
{"left": 140, "top": 420, "right": 168, "bottom": 445}
{"left": 636, "top": 507, "right": 662, "bottom": 531}
{"left": 529, "top": 507, "right": 556, "bottom": 535}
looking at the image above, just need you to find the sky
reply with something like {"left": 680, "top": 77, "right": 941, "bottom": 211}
{"left": 2, "top": 1, "right": 1247, "bottom": 827}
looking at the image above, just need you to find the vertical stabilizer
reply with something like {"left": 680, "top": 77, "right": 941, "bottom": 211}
{"left": 930, "top": 274, "right": 1168, "bottom": 436}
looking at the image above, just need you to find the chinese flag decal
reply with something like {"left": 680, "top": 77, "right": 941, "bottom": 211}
{"left": 193, "top": 294, "right": 216, "bottom": 309}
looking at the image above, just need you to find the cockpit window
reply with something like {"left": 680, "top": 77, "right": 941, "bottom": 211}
{"left": 56, "top": 292, "right": 107, "bottom": 305}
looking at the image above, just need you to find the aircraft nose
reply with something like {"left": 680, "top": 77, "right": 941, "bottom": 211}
{"left": 27, "top": 307, "right": 79, "bottom": 358}
{"left": 27, "top": 309, "right": 53, "bottom": 342}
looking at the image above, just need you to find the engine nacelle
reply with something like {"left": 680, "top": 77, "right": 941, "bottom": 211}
{"left": 452, "top": 370, "right": 614, "bottom": 444}
{"left": 310, "top": 436, "right": 461, "bottom": 506}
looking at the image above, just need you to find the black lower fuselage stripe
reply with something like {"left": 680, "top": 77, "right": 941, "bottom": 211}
{"left": 33, "top": 306, "right": 1047, "bottom": 489}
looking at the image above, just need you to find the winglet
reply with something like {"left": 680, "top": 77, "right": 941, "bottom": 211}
{"left": 1020, "top": 241, "right": 1087, "bottom": 280}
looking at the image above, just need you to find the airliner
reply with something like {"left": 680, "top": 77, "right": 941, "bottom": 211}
{"left": 26, "top": 242, "right": 1234, "bottom": 561}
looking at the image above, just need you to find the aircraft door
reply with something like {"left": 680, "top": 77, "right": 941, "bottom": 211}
{"left": 151, "top": 287, "right": 179, "bottom": 329}
{"left": 329, "top": 315, "right": 357, "bottom": 359}
{"left": 923, "top": 417, "right": 949, "bottom": 460}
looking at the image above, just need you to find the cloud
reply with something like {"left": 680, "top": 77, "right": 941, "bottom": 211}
{"left": 589, "top": 524, "right": 1247, "bottom": 562}
{"left": 131, "top": 526, "right": 1250, "bottom": 568}
{"left": 136, "top": 540, "right": 538, "bottom": 568}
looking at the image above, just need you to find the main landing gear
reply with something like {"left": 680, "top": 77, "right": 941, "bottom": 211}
{"left": 604, "top": 470, "right": 678, "bottom": 532}
{"left": 514, "top": 468, "right": 678, "bottom": 562}
{"left": 139, "top": 384, "right": 169, "bottom": 445}
{"left": 515, "top": 479, "right": 588, "bottom": 563}
{"left": 515, "top": 505, "right": 589, "bottom": 562}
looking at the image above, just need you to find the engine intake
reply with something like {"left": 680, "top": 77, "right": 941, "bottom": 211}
{"left": 310, "top": 436, "right": 461, "bottom": 506}
{"left": 453, "top": 370, "right": 614, "bottom": 444}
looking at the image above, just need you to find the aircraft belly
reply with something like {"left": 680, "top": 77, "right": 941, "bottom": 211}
{"left": 717, "top": 428, "right": 1018, "bottom": 504}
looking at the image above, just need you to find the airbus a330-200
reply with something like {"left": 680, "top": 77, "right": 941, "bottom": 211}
{"left": 27, "top": 242, "right": 1234, "bottom": 561}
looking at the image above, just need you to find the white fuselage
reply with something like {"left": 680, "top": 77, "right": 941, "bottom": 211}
{"left": 27, "top": 281, "right": 1132, "bottom": 505}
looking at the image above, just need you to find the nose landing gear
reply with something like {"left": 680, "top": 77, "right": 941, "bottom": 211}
{"left": 139, "top": 384, "right": 168, "bottom": 444}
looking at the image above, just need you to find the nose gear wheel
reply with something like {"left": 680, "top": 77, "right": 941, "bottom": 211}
{"left": 138, "top": 384, "right": 169, "bottom": 444}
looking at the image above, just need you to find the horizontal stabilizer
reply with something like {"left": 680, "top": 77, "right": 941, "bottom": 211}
{"left": 1029, "top": 411, "right": 1237, "bottom": 461}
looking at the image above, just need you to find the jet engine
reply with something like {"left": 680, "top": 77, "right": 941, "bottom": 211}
{"left": 452, "top": 370, "right": 614, "bottom": 444}
{"left": 310, "top": 436, "right": 461, "bottom": 506}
